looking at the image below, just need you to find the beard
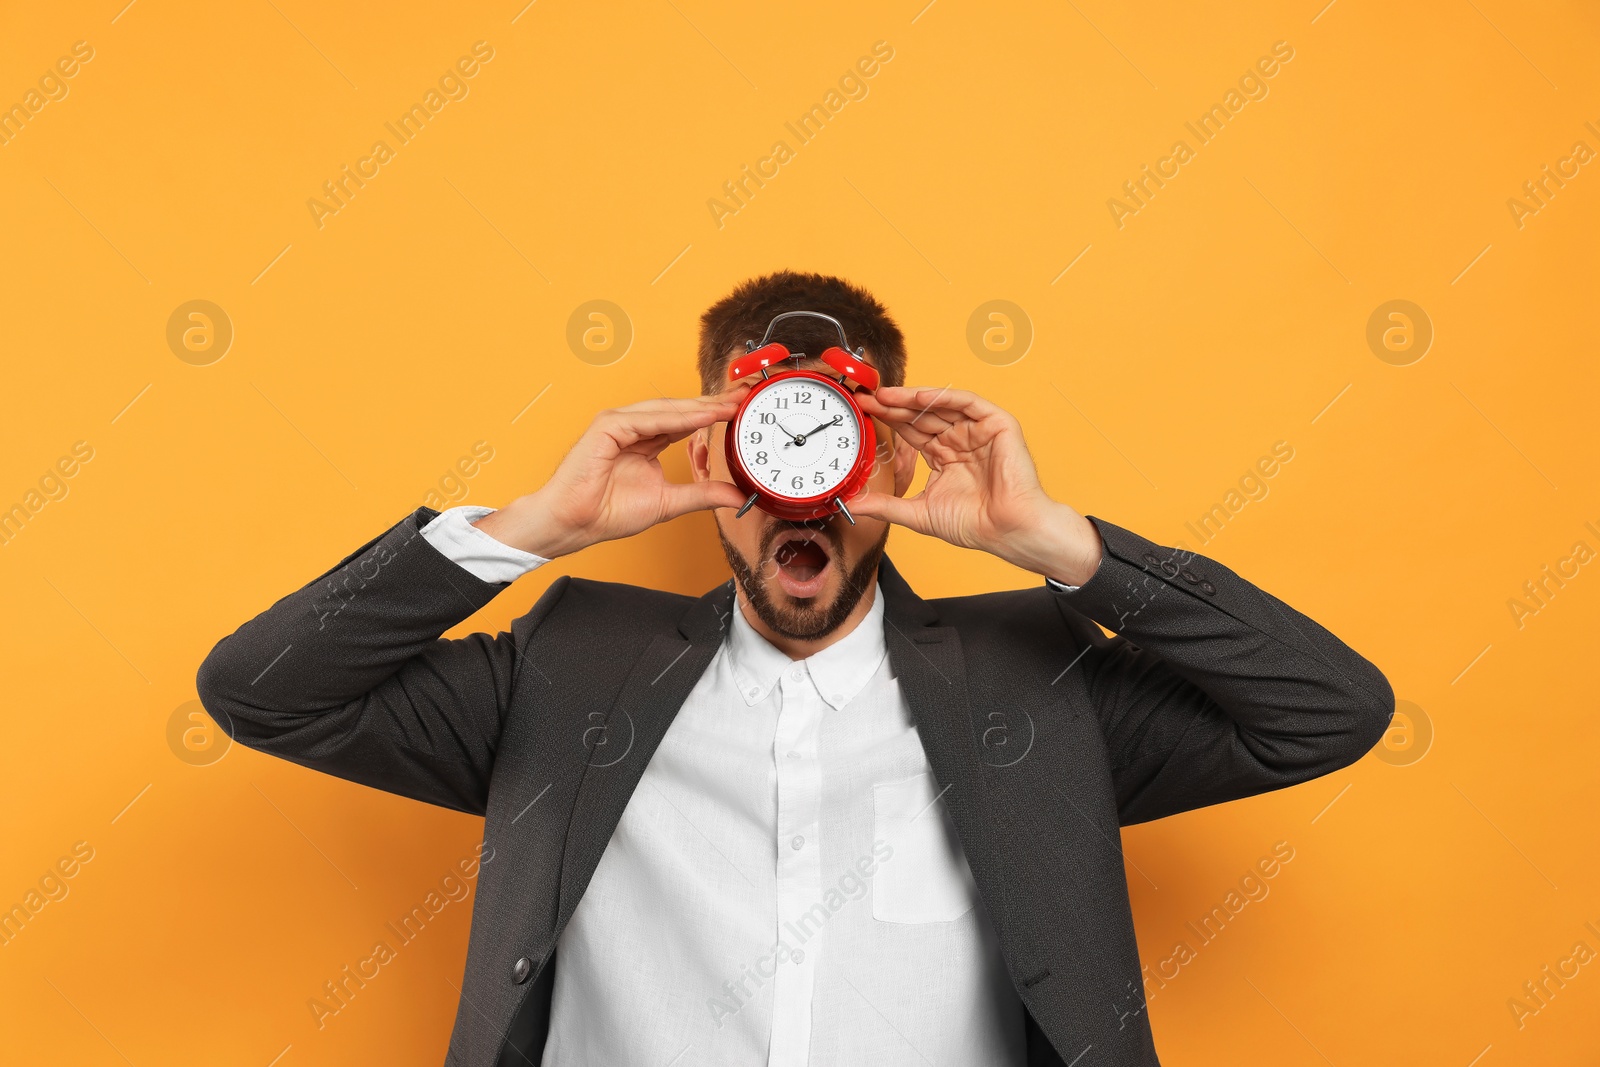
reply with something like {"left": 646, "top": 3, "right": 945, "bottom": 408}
{"left": 717, "top": 518, "right": 889, "bottom": 641}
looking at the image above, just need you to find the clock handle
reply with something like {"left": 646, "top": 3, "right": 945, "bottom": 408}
{"left": 833, "top": 497, "right": 856, "bottom": 526}
{"left": 736, "top": 492, "right": 760, "bottom": 518}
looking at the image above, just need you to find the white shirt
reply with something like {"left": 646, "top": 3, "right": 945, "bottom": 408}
{"left": 421, "top": 506, "right": 1027, "bottom": 1066}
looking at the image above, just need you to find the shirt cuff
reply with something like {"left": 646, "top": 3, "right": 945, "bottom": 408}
{"left": 1043, "top": 549, "right": 1103, "bottom": 594}
{"left": 419, "top": 505, "right": 550, "bottom": 584}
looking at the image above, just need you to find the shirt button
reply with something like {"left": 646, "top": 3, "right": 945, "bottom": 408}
{"left": 789, "top": 668, "right": 804, "bottom": 682}
{"left": 749, "top": 687, "right": 761, "bottom": 699}
{"left": 791, "top": 835, "right": 805, "bottom": 850}
{"left": 792, "top": 949, "right": 806, "bottom": 963}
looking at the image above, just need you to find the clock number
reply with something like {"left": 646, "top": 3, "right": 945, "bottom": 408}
{"left": 748, "top": 431, "right": 762, "bottom": 444}
{"left": 768, "top": 470, "right": 780, "bottom": 483}
{"left": 759, "top": 413, "right": 775, "bottom": 425}
{"left": 829, "top": 459, "right": 840, "bottom": 470}
{"left": 798, "top": 391, "right": 812, "bottom": 404}
{"left": 837, "top": 436, "right": 850, "bottom": 449}
{"left": 774, "top": 397, "right": 789, "bottom": 409}
{"left": 820, "top": 397, "right": 828, "bottom": 410}
{"left": 813, "top": 471, "right": 825, "bottom": 486}
{"left": 791, "top": 476, "right": 803, "bottom": 491}
{"left": 754, "top": 451, "right": 768, "bottom": 465}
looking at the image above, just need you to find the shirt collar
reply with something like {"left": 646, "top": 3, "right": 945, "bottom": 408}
{"left": 724, "top": 582, "right": 888, "bottom": 711}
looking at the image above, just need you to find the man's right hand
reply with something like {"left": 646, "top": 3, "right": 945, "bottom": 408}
{"left": 471, "top": 388, "right": 752, "bottom": 559}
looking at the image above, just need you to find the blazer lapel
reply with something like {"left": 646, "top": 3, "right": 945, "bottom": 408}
{"left": 876, "top": 559, "right": 1001, "bottom": 886}
{"left": 555, "top": 579, "right": 735, "bottom": 931}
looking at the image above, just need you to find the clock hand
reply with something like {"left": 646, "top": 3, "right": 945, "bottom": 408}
{"left": 777, "top": 418, "right": 807, "bottom": 447}
{"left": 787, "top": 414, "right": 843, "bottom": 447}
{"left": 799, "top": 414, "right": 843, "bottom": 444}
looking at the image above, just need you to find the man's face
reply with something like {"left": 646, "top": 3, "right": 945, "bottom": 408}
{"left": 691, "top": 361, "right": 914, "bottom": 640}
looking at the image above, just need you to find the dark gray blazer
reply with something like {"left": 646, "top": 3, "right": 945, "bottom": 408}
{"left": 196, "top": 507, "right": 1393, "bottom": 1066}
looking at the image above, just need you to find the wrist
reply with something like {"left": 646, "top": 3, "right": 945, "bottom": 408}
{"left": 1004, "top": 502, "right": 1103, "bottom": 586}
{"left": 472, "top": 492, "right": 586, "bottom": 559}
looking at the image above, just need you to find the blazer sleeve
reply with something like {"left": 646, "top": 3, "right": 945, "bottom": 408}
{"left": 1051, "top": 515, "right": 1395, "bottom": 825}
{"left": 195, "top": 507, "right": 568, "bottom": 816}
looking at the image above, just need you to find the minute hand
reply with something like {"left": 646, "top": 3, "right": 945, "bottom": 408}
{"left": 790, "top": 414, "right": 842, "bottom": 446}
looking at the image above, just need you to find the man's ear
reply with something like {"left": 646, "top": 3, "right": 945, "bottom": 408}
{"left": 688, "top": 426, "right": 713, "bottom": 483}
{"left": 890, "top": 429, "right": 918, "bottom": 497}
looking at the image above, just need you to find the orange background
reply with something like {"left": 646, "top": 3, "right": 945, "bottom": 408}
{"left": 2, "top": 1, "right": 1597, "bottom": 1063}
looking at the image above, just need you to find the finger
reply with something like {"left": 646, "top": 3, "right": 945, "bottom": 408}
{"left": 864, "top": 412, "right": 938, "bottom": 456}
{"left": 661, "top": 478, "right": 751, "bottom": 520}
{"left": 861, "top": 401, "right": 963, "bottom": 455}
{"left": 873, "top": 418, "right": 936, "bottom": 450}
{"left": 620, "top": 433, "right": 674, "bottom": 457}
{"left": 858, "top": 391, "right": 957, "bottom": 429}
{"left": 705, "top": 381, "right": 754, "bottom": 404}
{"left": 858, "top": 393, "right": 954, "bottom": 435}
{"left": 857, "top": 390, "right": 926, "bottom": 421}
{"left": 867, "top": 386, "right": 965, "bottom": 421}
{"left": 615, "top": 393, "right": 743, "bottom": 417}
{"left": 683, "top": 382, "right": 752, "bottom": 407}
{"left": 870, "top": 385, "right": 1004, "bottom": 431}
{"left": 872, "top": 385, "right": 1001, "bottom": 423}
{"left": 874, "top": 401, "right": 979, "bottom": 431}
{"left": 845, "top": 489, "right": 930, "bottom": 535}
{"left": 899, "top": 410, "right": 957, "bottom": 436}
{"left": 599, "top": 404, "right": 730, "bottom": 448}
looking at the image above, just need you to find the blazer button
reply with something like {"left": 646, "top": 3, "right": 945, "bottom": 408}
{"left": 1200, "top": 580, "right": 1216, "bottom": 595}
{"left": 1179, "top": 569, "right": 1201, "bottom": 584}
{"left": 1142, "top": 552, "right": 1161, "bottom": 567}
{"left": 512, "top": 957, "right": 533, "bottom": 984}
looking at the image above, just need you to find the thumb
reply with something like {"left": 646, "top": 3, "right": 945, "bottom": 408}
{"left": 662, "top": 478, "right": 751, "bottom": 520}
{"left": 847, "top": 489, "right": 928, "bottom": 534}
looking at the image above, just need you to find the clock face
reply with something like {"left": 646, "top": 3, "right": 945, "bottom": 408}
{"left": 735, "top": 376, "right": 862, "bottom": 501}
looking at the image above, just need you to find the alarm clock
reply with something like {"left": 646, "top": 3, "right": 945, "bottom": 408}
{"left": 724, "top": 310, "right": 880, "bottom": 524}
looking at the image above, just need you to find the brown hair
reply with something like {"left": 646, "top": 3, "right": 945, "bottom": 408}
{"left": 697, "top": 271, "right": 906, "bottom": 395}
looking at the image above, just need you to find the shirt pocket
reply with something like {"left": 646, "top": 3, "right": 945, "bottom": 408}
{"left": 871, "top": 772, "right": 980, "bottom": 924}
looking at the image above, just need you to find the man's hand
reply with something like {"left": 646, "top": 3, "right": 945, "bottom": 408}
{"left": 473, "top": 388, "right": 751, "bottom": 559}
{"left": 853, "top": 386, "right": 1104, "bottom": 586}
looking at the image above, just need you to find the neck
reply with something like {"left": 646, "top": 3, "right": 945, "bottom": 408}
{"left": 738, "top": 567, "right": 881, "bottom": 660}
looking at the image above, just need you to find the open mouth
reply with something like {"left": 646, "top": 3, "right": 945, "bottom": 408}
{"left": 772, "top": 533, "right": 833, "bottom": 599}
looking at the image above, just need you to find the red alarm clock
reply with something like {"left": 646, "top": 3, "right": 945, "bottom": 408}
{"left": 724, "top": 311, "right": 880, "bottom": 524}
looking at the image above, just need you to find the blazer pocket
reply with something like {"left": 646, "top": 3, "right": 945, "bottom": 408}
{"left": 871, "top": 773, "right": 980, "bottom": 924}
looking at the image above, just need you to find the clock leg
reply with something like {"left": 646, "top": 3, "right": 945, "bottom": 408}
{"left": 736, "top": 493, "right": 760, "bottom": 518}
{"left": 833, "top": 497, "right": 856, "bottom": 526}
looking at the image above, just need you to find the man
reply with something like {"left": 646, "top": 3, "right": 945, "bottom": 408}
{"left": 198, "top": 271, "right": 1393, "bottom": 1066}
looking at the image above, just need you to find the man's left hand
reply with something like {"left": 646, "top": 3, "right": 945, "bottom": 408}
{"left": 853, "top": 386, "right": 1104, "bottom": 587}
